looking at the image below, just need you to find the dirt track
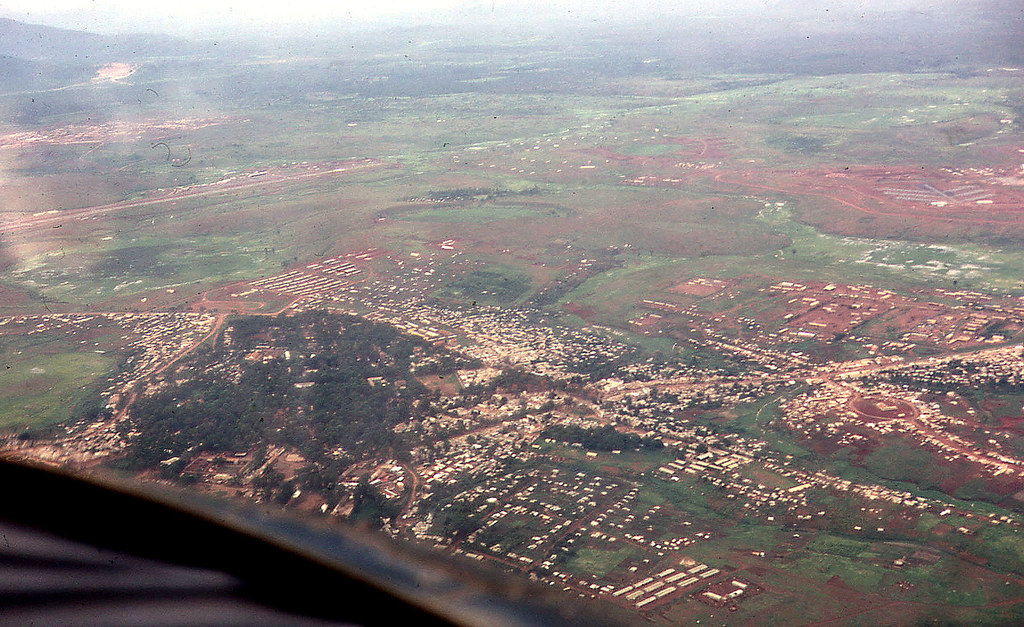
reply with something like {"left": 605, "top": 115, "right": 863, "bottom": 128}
{"left": 0, "top": 159, "right": 387, "bottom": 237}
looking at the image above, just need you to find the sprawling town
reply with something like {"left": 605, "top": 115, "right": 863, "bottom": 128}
{"left": 6, "top": 244, "right": 1024, "bottom": 623}
{"left": 3, "top": 5, "right": 1024, "bottom": 623}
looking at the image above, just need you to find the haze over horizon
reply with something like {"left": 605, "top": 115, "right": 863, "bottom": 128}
{"left": 0, "top": 0, "right": 1010, "bottom": 38}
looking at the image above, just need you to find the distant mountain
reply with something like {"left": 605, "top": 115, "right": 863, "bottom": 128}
{"left": 0, "top": 17, "right": 108, "bottom": 62}
{"left": 0, "top": 18, "right": 195, "bottom": 96}
{"left": 0, "top": 18, "right": 193, "bottom": 63}
{"left": 0, "top": 54, "right": 94, "bottom": 92}
{"left": 0, "top": 19, "right": 109, "bottom": 94}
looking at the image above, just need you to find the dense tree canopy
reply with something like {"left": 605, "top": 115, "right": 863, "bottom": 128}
{"left": 541, "top": 423, "right": 663, "bottom": 451}
{"left": 118, "top": 311, "right": 453, "bottom": 471}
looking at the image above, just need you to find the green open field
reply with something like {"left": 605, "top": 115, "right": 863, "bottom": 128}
{"left": 0, "top": 336, "right": 116, "bottom": 430}
{"left": 394, "top": 202, "right": 571, "bottom": 223}
{"left": 4, "top": 66, "right": 1022, "bottom": 320}
{"left": 566, "top": 547, "right": 638, "bottom": 578}
{"left": 13, "top": 233, "right": 291, "bottom": 305}
{"left": 438, "top": 264, "right": 535, "bottom": 305}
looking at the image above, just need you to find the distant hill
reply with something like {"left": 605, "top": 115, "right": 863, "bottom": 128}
{"left": 0, "top": 18, "right": 194, "bottom": 96}
{"left": 0, "top": 17, "right": 108, "bottom": 62}
{"left": 0, "top": 54, "right": 94, "bottom": 92}
{"left": 0, "top": 18, "right": 116, "bottom": 94}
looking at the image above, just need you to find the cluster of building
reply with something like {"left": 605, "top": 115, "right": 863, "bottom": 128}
{"left": 782, "top": 347, "right": 1024, "bottom": 482}
{"left": 10, "top": 226, "right": 1024, "bottom": 622}
{"left": 879, "top": 182, "right": 993, "bottom": 205}
{"left": 0, "top": 312, "right": 113, "bottom": 336}
{"left": 341, "top": 286, "right": 634, "bottom": 380}
{"left": 249, "top": 263, "right": 362, "bottom": 299}
{"left": 0, "top": 311, "right": 216, "bottom": 409}
{"left": 879, "top": 344, "right": 1024, "bottom": 391}
{"left": 639, "top": 274, "right": 1024, "bottom": 366}
{"left": 698, "top": 578, "right": 760, "bottom": 608}
{"left": 613, "top": 561, "right": 723, "bottom": 610}
{"left": 113, "top": 312, "right": 218, "bottom": 379}
{"left": 0, "top": 311, "right": 218, "bottom": 462}
{"left": 363, "top": 461, "right": 408, "bottom": 501}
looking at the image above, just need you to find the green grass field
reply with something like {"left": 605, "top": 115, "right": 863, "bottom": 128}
{"left": 565, "top": 547, "right": 638, "bottom": 578}
{"left": 396, "top": 202, "right": 570, "bottom": 223}
{"left": 0, "top": 347, "right": 115, "bottom": 430}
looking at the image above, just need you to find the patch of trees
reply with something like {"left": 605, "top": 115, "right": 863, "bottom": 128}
{"left": 436, "top": 497, "right": 482, "bottom": 539}
{"left": 449, "top": 270, "right": 531, "bottom": 304}
{"left": 541, "top": 424, "right": 663, "bottom": 451}
{"left": 350, "top": 476, "right": 401, "bottom": 525}
{"left": 118, "top": 311, "right": 447, "bottom": 472}
{"left": 458, "top": 368, "right": 566, "bottom": 404}
{"left": 119, "top": 368, "right": 281, "bottom": 470}
{"left": 254, "top": 467, "right": 285, "bottom": 500}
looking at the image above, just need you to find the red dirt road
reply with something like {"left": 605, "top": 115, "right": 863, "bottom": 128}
{"left": 0, "top": 159, "right": 388, "bottom": 237}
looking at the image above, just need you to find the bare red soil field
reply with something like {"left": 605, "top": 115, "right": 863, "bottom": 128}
{"left": 850, "top": 396, "right": 919, "bottom": 422}
{"left": 707, "top": 165, "right": 1024, "bottom": 238}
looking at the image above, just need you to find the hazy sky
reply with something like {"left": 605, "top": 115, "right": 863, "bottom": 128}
{"left": 1, "top": 0, "right": 472, "bottom": 33}
{"left": 0, "top": 0, "right": 967, "bottom": 36}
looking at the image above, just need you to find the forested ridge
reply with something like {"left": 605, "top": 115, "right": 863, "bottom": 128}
{"left": 117, "top": 311, "right": 462, "bottom": 472}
